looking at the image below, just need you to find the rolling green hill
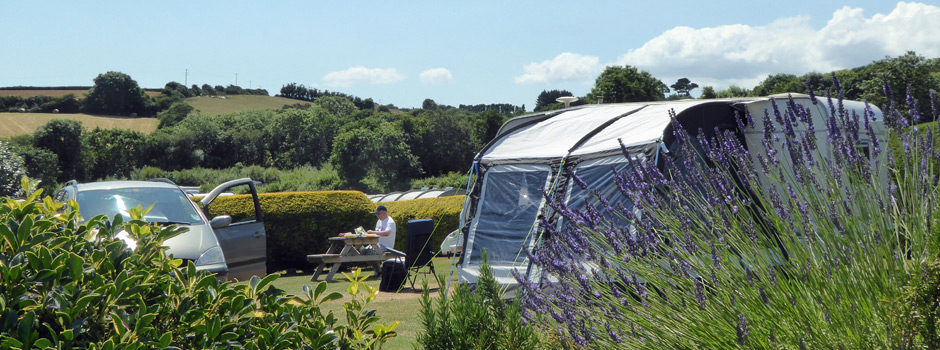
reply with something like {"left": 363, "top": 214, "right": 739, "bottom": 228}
{"left": 0, "top": 113, "right": 159, "bottom": 138}
{"left": 185, "top": 95, "right": 313, "bottom": 115}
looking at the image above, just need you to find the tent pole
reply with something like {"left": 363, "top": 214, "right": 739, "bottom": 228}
{"left": 445, "top": 161, "right": 477, "bottom": 300}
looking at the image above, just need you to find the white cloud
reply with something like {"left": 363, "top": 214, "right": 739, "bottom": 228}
{"left": 322, "top": 66, "right": 404, "bottom": 87}
{"left": 419, "top": 68, "right": 453, "bottom": 85}
{"left": 514, "top": 52, "right": 601, "bottom": 85}
{"left": 615, "top": 1, "right": 940, "bottom": 89}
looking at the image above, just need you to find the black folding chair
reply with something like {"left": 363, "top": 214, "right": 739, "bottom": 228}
{"left": 405, "top": 219, "right": 437, "bottom": 289}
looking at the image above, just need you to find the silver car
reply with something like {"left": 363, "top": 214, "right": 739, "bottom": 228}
{"left": 55, "top": 178, "right": 267, "bottom": 281}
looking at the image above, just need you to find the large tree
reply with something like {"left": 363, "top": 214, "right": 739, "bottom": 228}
{"left": 83, "top": 71, "right": 149, "bottom": 116}
{"left": 329, "top": 125, "right": 421, "bottom": 192}
{"left": 857, "top": 51, "right": 940, "bottom": 122}
{"left": 422, "top": 98, "right": 438, "bottom": 111}
{"left": 699, "top": 86, "right": 717, "bottom": 99}
{"left": 535, "top": 89, "right": 574, "bottom": 111}
{"left": 670, "top": 78, "right": 699, "bottom": 97}
{"left": 586, "top": 65, "right": 668, "bottom": 103}
{"left": 413, "top": 111, "right": 478, "bottom": 176}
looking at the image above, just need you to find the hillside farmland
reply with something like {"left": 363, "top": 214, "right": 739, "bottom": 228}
{"left": 0, "top": 113, "right": 159, "bottom": 137}
{"left": 185, "top": 95, "right": 313, "bottom": 115}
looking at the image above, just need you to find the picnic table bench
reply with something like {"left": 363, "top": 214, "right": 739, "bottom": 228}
{"left": 307, "top": 235, "right": 396, "bottom": 282}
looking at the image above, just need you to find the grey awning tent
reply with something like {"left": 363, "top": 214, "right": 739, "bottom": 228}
{"left": 456, "top": 95, "right": 887, "bottom": 285}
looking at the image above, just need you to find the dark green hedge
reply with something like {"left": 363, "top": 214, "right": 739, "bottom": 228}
{"left": 375, "top": 195, "right": 465, "bottom": 253}
{"left": 205, "top": 190, "right": 374, "bottom": 273}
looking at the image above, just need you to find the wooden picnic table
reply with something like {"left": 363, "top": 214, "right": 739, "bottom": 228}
{"left": 307, "top": 235, "right": 395, "bottom": 282}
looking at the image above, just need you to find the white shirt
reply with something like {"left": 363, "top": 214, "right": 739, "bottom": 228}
{"left": 375, "top": 217, "right": 396, "bottom": 248}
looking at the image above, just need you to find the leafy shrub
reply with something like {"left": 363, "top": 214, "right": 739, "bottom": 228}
{"left": 38, "top": 94, "right": 81, "bottom": 113}
{"left": 134, "top": 166, "right": 165, "bottom": 180}
{"left": 10, "top": 143, "right": 59, "bottom": 195}
{"left": 33, "top": 119, "right": 83, "bottom": 182}
{"left": 157, "top": 101, "right": 194, "bottom": 128}
{"left": 376, "top": 195, "right": 465, "bottom": 251}
{"left": 418, "top": 252, "right": 545, "bottom": 350}
{"left": 203, "top": 190, "right": 374, "bottom": 273}
{"left": 0, "top": 140, "right": 26, "bottom": 197}
{"left": 0, "top": 182, "right": 397, "bottom": 348}
{"left": 315, "top": 96, "right": 358, "bottom": 118}
{"left": 124, "top": 165, "right": 341, "bottom": 193}
{"left": 410, "top": 171, "right": 472, "bottom": 190}
{"left": 82, "top": 128, "right": 147, "bottom": 180}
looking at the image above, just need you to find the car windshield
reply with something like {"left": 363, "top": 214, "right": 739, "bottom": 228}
{"left": 76, "top": 187, "right": 204, "bottom": 225}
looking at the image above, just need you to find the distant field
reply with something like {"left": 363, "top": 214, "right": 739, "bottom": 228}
{"left": 185, "top": 95, "right": 313, "bottom": 115}
{"left": 0, "top": 113, "right": 159, "bottom": 138}
{"left": 0, "top": 89, "right": 162, "bottom": 98}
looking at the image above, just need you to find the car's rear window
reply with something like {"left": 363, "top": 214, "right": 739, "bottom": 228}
{"left": 76, "top": 187, "right": 204, "bottom": 225}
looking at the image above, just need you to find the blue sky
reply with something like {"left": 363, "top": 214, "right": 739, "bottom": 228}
{"left": 2, "top": 1, "right": 938, "bottom": 109}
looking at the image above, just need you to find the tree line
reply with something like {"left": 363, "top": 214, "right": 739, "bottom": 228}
{"left": 534, "top": 51, "right": 940, "bottom": 121}
{"left": 279, "top": 83, "right": 526, "bottom": 114}
{"left": 6, "top": 96, "right": 510, "bottom": 194}
{"left": 0, "top": 72, "right": 268, "bottom": 116}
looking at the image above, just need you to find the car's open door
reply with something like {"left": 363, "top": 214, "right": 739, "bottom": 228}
{"left": 200, "top": 178, "right": 266, "bottom": 281}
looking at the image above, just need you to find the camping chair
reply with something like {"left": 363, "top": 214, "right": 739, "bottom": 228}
{"left": 405, "top": 219, "right": 437, "bottom": 289}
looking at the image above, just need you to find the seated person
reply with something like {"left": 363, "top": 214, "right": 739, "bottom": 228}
{"left": 339, "top": 205, "right": 404, "bottom": 257}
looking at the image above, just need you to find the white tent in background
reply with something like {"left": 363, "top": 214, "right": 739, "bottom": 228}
{"left": 456, "top": 95, "right": 887, "bottom": 286}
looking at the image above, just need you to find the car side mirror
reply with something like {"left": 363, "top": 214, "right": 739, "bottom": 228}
{"left": 211, "top": 215, "right": 232, "bottom": 229}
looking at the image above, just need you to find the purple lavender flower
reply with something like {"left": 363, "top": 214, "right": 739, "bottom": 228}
{"left": 694, "top": 279, "right": 706, "bottom": 309}
{"left": 736, "top": 314, "right": 749, "bottom": 345}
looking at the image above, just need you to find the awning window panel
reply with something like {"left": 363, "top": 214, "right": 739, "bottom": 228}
{"left": 562, "top": 156, "right": 636, "bottom": 232}
{"left": 468, "top": 165, "right": 550, "bottom": 264}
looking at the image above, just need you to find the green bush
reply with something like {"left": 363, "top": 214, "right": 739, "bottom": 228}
{"left": 376, "top": 195, "right": 465, "bottom": 252}
{"left": 410, "top": 171, "right": 471, "bottom": 190}
{"left": 0, "top": 182, "right": 397, "bottom": 348}
{"left": 157, "top": 101, "right": 194, "bottom": 128}
{"left": 82, "top": 128, "right": 147, "bottom": 180}
{"left": 204, "top": 190, "right": 375, "bottom": 273}
{"left": 0, "top": 140, "right": 26, "bottom": 197}
{"left": 123, "top": 165, "right": 342, "bottom": 193}
{"left": 33, "top": 119, "right": 82, "bottom": 181}
{"left": 418, "top": 252, "right": 546, "bottom": 350}
{"left": 11, "top": 143, "right": 58, "bottom": 195}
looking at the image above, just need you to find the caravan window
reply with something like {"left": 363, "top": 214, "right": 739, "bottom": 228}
{"left": 467, "top": 165, "right": 550, "bottom": 265}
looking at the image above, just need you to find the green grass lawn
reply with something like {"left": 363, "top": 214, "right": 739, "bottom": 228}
{"left": 185, "top": 95, "right": 313, "bottom": 115}
{"left": 261, "top": 256, "right": 461, "bottom": 350}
